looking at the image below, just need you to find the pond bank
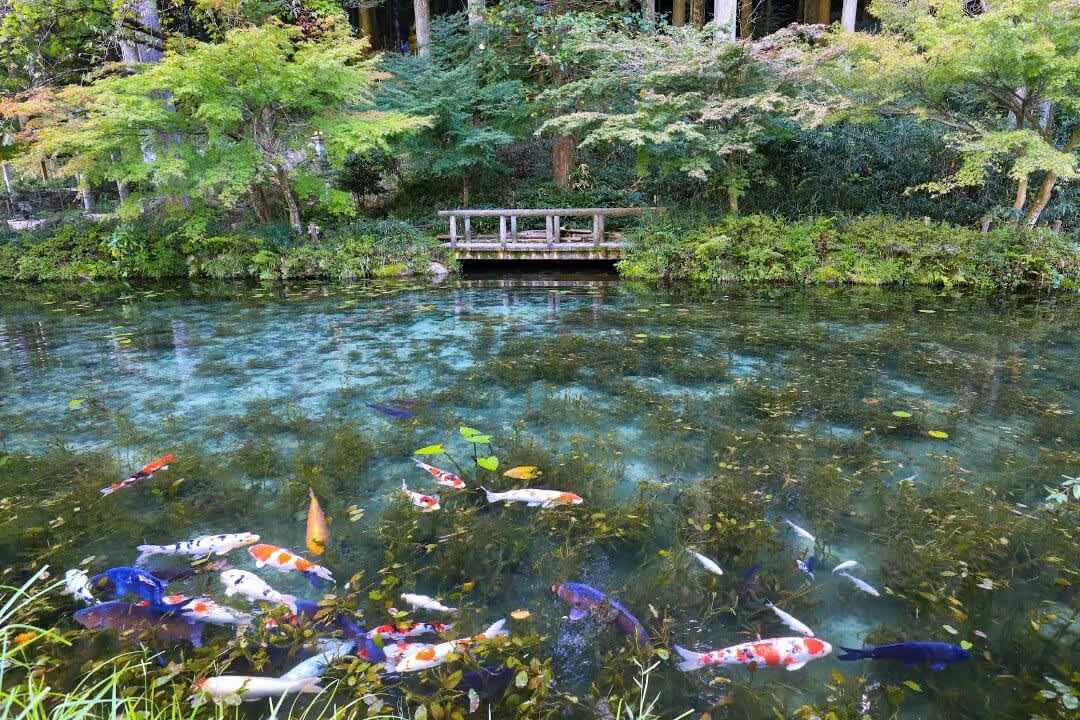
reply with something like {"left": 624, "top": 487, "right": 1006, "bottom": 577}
{"left": 1, "top": 213, "right": 1078, "bottom": 290}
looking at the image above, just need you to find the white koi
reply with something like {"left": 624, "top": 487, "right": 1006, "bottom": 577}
{"left": 220, "top": 569, "right": 297, "bottom": 613}
{"left": 196, "top": 675, "right": 321, "bottom": 701}
{"left": 63, "top": 568, "right": 95, "bottom": 605}
{"left": 401, "top": 593, "right": 457, "bottom": 614}
{"left": 279, "top": 639, "right": 354, "bottom": 681}
{"left": 136, "top": 532, "right": 260, "bottom": 564}
{"left": 832, "top": 560, "right": 859, "bottom": 574}
{"left": 764, "top": 601, "right": 814, "bottom": 637}
{"left": 783, "top": 519, "right": 816, "bottom": 544}
{"left": 839, "top": 572, "right": 880, "bottom": 597}
{"left": 481, "top": 487, "right": 582, "bottom": 508}
{"left": 689, "top": 550, "right": 724, "bottom": 576}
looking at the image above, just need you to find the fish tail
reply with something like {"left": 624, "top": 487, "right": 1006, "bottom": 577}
{"left": 482, "top": 619, "right": 508, "bottom": 639}
{"left": 303, "top": 571, "right": 327, "bottom": 591}
{"left": 134, "top": 545, "right": 161, "bottom": 565}
{"left": 673, "top": 645, "right": 707, "bottom": 671}
{"left": 480, "top": 487, "right": 499, "bottom": 503}
{"left": 191, "top": 623, "right": 204, "bottom": 648}
{"left": 837, "top": 646, "right": 871, "bottom": 662}
{"left": 293, "top": 677, "right": 323, "bottom": 694}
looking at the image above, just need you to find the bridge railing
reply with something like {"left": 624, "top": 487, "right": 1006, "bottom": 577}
{"left": 436, "top": 207, "right": 659, "bottom": 249}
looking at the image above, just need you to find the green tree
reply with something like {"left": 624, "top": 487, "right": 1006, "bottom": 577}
{"left": 2, "top": 19, "right": 426, "bottom": 229}
{"left": 825, "top": 0, "right": 1080, "bottom": 226}
{"left": 0, "top": 0, "right": 114, "bottom": 91}
{"left": 538, "top": 24, "right": 827, "bottom": 213}
{"left": 378, "top": 14, "right": 526, "bottom": 204}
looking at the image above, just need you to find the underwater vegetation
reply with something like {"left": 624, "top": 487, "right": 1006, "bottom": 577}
{"left": 0, "top": 281, "right": 1078, "bottom": 719}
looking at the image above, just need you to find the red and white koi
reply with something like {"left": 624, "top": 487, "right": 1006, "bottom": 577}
{"left": 689, "top": 550, "right": 724, "bottom": 576}
{"left": 412, "top": 458, "right": 465, "bottom": 489}
{"left": 101, "top": 454, "right": 176, "bottom": 496}
{"left": 248, "top": 544, "right": 335, "bottom": 585}
{"left": 386, "top": 619, "right": 508, "bottom": 673}
{"left": 401, "top": 481, "right": 440, "bottom": 512}
{"left": 481, "top": 487, "right": 583, "bottom": 509}
{"left": 401, "top": 593, "right": 457, "bottom": 614}
{"left": 764, "top": 601, "right": 814, "bottom": 637}
{"left": 220, "top": 569, "right": 297, "bottom": 612}
{"left": 367, "top": 621, "right": 451, "bottom": 641}
{"left": 160, "top": 595, "right": 252, "bottom": 626}
{"left": 136, "top": 532, "right": 260, "bottom": 564}
{"left": 674, "top": 636, "right": 832, "bottom": 672}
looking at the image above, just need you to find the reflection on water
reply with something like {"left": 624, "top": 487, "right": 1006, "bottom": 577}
{"left": 0, "top": 279, "right": 1078, "bottom": 719}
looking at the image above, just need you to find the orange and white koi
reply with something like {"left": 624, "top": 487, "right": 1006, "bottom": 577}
{"left": 412, "top": 458, "right": 465, "bottom": 489}
{"left": 306, "top": 488, "right": 330, "bottom": 556}
{"left": 101, "top": 454, "right": 176, "bottom": 496}
{"left": 674, "top": 636, "right": 832, "bottom": 672}
{"left": 135, "top": 532, "right": 259, "bottom": 564}
{"left": 401, "top": 593, "right": 457, "bottom": 614}
{"left": 401, "top": 480, "right": 440, "bottom": 512}
{"left": 386, "top": 619, "right": 508, "bottom": 673}
{"left": 160, "top": 595, "right": 252, "bottom": 626}
{"left": 248, "top": 544, "right": 335, "bottom": 588}
{"left": 481, "top": 487, "right": 582, "bottom": 509}
{"left": 367, "top": 621, "right": 451, "bottom": 641}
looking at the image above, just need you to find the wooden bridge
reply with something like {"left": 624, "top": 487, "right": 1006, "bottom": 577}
{"left": 438, "top": 207, "right": 656, "bottom": 260}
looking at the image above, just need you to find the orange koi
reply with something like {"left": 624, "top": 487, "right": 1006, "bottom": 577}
{"left": 306, "top": 488, "right": 330, "bottom": 556}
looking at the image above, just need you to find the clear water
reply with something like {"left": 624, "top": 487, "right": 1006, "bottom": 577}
{"left": 1, "top": 277, "right": 1077, "bottom": 719}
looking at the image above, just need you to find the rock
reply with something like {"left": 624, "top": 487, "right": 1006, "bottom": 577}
{"left": 429, "top": 261, "right": 449, "bottom": 279}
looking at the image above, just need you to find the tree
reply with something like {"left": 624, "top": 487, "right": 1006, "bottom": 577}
{"left": 378, "top": 15, "right": 525, "bottom": 204}
{"left": 1, "top": 20, "right": 425, "bottom": 229}
{"left": 539, "top": 25, "right": 827, "bottom": 213}
{"left": 414, "top": 0, "right": 431, "bottom": 56}
{"left": 825, "top": 0, "right": 1080, "bottom": 226}
{"left": 0, "top": 0, "right": 114, "bottom": 92}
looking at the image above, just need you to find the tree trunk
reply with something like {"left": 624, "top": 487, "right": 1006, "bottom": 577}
{"left": 645, "top": 0, "right": 656, "bottom": 22}
{"left": 118, "top": 0, "right": 163, "bottom": 63}
{"left": 360, "top": 6, "right": 377, "bottom": 45}
{"left": 2, "top": 162, "right": 13, "bottom": 198}
{"left": 840, "top": 0, "right": 856, "bottom": 30}
{"left": 273, "top": 165, "right": 302, "bottom": 231}
{"left": 1024, "top": 127, "right": 1080, "bottom": 227}
{"left": 672, "top": 0, "right": 686, "bottom": 25}
{"left": 1013, "top": 176, "right": 1029, "bottom": 212}
{"left": 738, "top": 0, "right": 752, "bottom": 37}
{"left": 553, "top": 135, "right": 574, "bottom": 188}
{"left": 468, "top": 0, "right": 484, "bottom": 26}
{"left": 251, "top": 185, "right": 273, "bottom": 223}
{"left": 77, "top": 174, "right": 94, "bottom": 212}
{"left": 714, "top": 0, "right": 735, "bottom": 38}
{"left": 690, "top": 0, "right": 705, "bottom": 28}
{"left": 462, "top": 174, "right": 471, "bottom": 206}
{"left": 117, "top": 179, "right": 130, "bottom": 201}
{"left": 414, "top": 0, "right": 431, "bottom": 57}
{"left": 727, "top": 186, "right": 738, "bottom": 215}
{"left": 817, "top": 0, "right": 831, "bottom": 23}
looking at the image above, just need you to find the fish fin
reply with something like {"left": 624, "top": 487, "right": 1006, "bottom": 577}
{"left": 785, "top": 661, "right": 807, "bottom": 671}
{"left": 282, "top": 595, "right": 298, "bottom": 614}
{"left": 568, "top": 607, "right": 588, "bottom": 621}
{"left": 482, "top": 619, "right": 508, "bottom": 639}
{"left": 837, "top": 647, "right": 870, "bottom": 662}
{"left": 294, "top": 677, "right": 323, "bottom": 694}
{"left": 932, "top": 663, "right": 947, "bottom": 671}
{"left": 527, "top": 502, "right": 543, "bottom": 507}
{"left": 673, "top": 645, "right": 706, "bottom": 672}
{"left": 191, "top": 623, "right": 204, "bottom": 647}
{"left": 254, "top": 561, "right": 266, "bottom": 568}
{"left": 303, "top": 572, "right": 327, "bottom": 591}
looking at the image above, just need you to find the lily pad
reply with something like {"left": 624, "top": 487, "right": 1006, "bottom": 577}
{"left": 414, "top": 444, "right": 445, "bottom": 456}
{"left": 891, "top": 410, "right": 912, "bottom": 418}
{"left": 928, "top": 430, "right": 949, "bottom": 439}
{"left": 476, "top": 455, "right": 499, "bottom": 471}
{"left": 903, "top": 680, "right": 923, "bottom": 693}
{"left": 960, "top": 640, "right": 973, "bottom": 650}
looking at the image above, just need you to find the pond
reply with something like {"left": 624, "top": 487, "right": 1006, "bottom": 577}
{"left": 0, "top": 277, "right": 1077, "bottom": 720}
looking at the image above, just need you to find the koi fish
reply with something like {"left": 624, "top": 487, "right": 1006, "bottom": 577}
{"left": 248, "top": 544, "right": 334, "bottom": 589}
{"left": 279, "top": 639, "right": 355, "bottom": 681}
{"left": 220, "top": 569, "right": 297, "bottom": 613}
{"left": 401, "top": 593, "right": 457, "bottom": 614}
{"left": 401, "top": 480, "right": 440, "bottom": 512}
{"left": 91, "top": 567, "right": 167, "bottom": 606}
{"left": 367, "top": 621, "right": 451, "bottom": 640}
{"left": 135, "top": 532, "right": 260, "bottom": 564}
{"left": 838, "top": 572, "right": 880, "bottom": 597}
{"left": 674, "top": 636, "right": 832, "bottom": 672}
{"left": 503, "top": 466, "right": 543, "bottom": 481}
{"left": 388, "top": 619, "right": 508, "bottom": 673}
{"left": 838, "top": 641, "right": 970, "bottom": 670}
{"left": 196, "top": 675, "right": 322, "bottom": 701}
{"left": 306, "top": 488, "right": 330, "bottom": 556}
{"left": 169, "top": 596, "right": 252, "bottom": 626}
{"left": 551, "top": 582, "right": 649, "bottom": 647}
{"left": 63, "top": 568, "right": 95, "bottom": 605}
{"left": 100, "top": 453, "right": 176, "bottom": 496}
{"left": 366, "top": 402, "right": 415, "bottom": 420}
{"left": 832, "top": 560, "right": 859, "bottom": 574}
{"left": 412, "top": 458, "right": 465, "bottom": 489}
{"left": 783, "top": 518, "right": 816, "bottom": 544}
{"left": 796, "top": 556, "right": 816, "bottom": 580}
{"left": 74, "top": 601, "right": 204, "bottom": 646}
{"left": 764, "top": 601, "right": 814, "bottom": 637}
{"left": 481, "top": 487, "right": 582, "bottom": 509}
{"left": 689, "top": 550, "right": 724, "bottom": 576}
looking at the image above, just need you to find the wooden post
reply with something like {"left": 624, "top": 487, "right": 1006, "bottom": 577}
{"left": 449, "top": 215, "right": 458, "bottom": 248}
{"left": 499, "top": 216, "right": 507, "bottom": 248}
{"left": 511, "top": 215, "right": 518, "bottom": 242}
{"left": 545, "top": 216, "right": 554, "bottom": 247}
{"left": 464, "top": 217, "right": 473, "bottom": 243}
{"left": 593, "top": 214, "right": 604, "bottom": 245}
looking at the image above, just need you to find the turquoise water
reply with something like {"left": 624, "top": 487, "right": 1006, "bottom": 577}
{"left": 0, "top": 278, "right": 1077, "bottom": 719}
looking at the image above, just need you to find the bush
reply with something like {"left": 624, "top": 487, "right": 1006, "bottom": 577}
{"left": 621, "top": 214, "right": 1080, "bottom": 290}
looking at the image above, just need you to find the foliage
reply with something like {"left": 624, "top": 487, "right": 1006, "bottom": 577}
{"left": 0, "top": 0, "right": 113, "bottom": 92}
{"left": 822, "top": 0, "right": 1080, "bottom": 226}
{"left": 0, "top": 20, "right": 426, "bottom": 230}
{"left": 621, "top": 213, "right": 1080, "bottom": 289}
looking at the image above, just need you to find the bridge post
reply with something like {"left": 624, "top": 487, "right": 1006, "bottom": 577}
{"left": 449, "top": 215, "right": 457, "bottom": 248}
{"left": 464, "top": 217, "right": 473, "bottom": 243}
{"left": 545, "top": 216, "right": 553, "bottom": 247}
{"left": 510, "top": 215, "right": 518, "bottom": 242}
{"left": 593, "top": 214, "right": 604, "bottom": 245}
{"left": 499, "top": 216, "right": 507, "bottom": 248}
{"left": 553, "top": 215, "right": 561, "bottom": 245}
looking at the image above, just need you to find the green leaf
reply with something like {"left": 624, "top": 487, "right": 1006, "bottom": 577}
{"left": 476, "top": 455, "right": 499, "bottom": 471}
{"left": 891, "top": 410, "right": 912, "bottom": 418}
{"left": 960, "top": 640, "right": 973, "bottom": 650}
{"left": 515, "top": 670, "right": 528, "bottom": 688}
{"left": 466, "top": 434, "right": 492, "bottom": 445}
{"left": 414, "top": 444, "right": 445, "bottom": 456}
{"left": 902, "top": 680, "right": 922, "bottom": 693}
{"left": 458, "top": 426, "right": 482, "bottom": 439}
